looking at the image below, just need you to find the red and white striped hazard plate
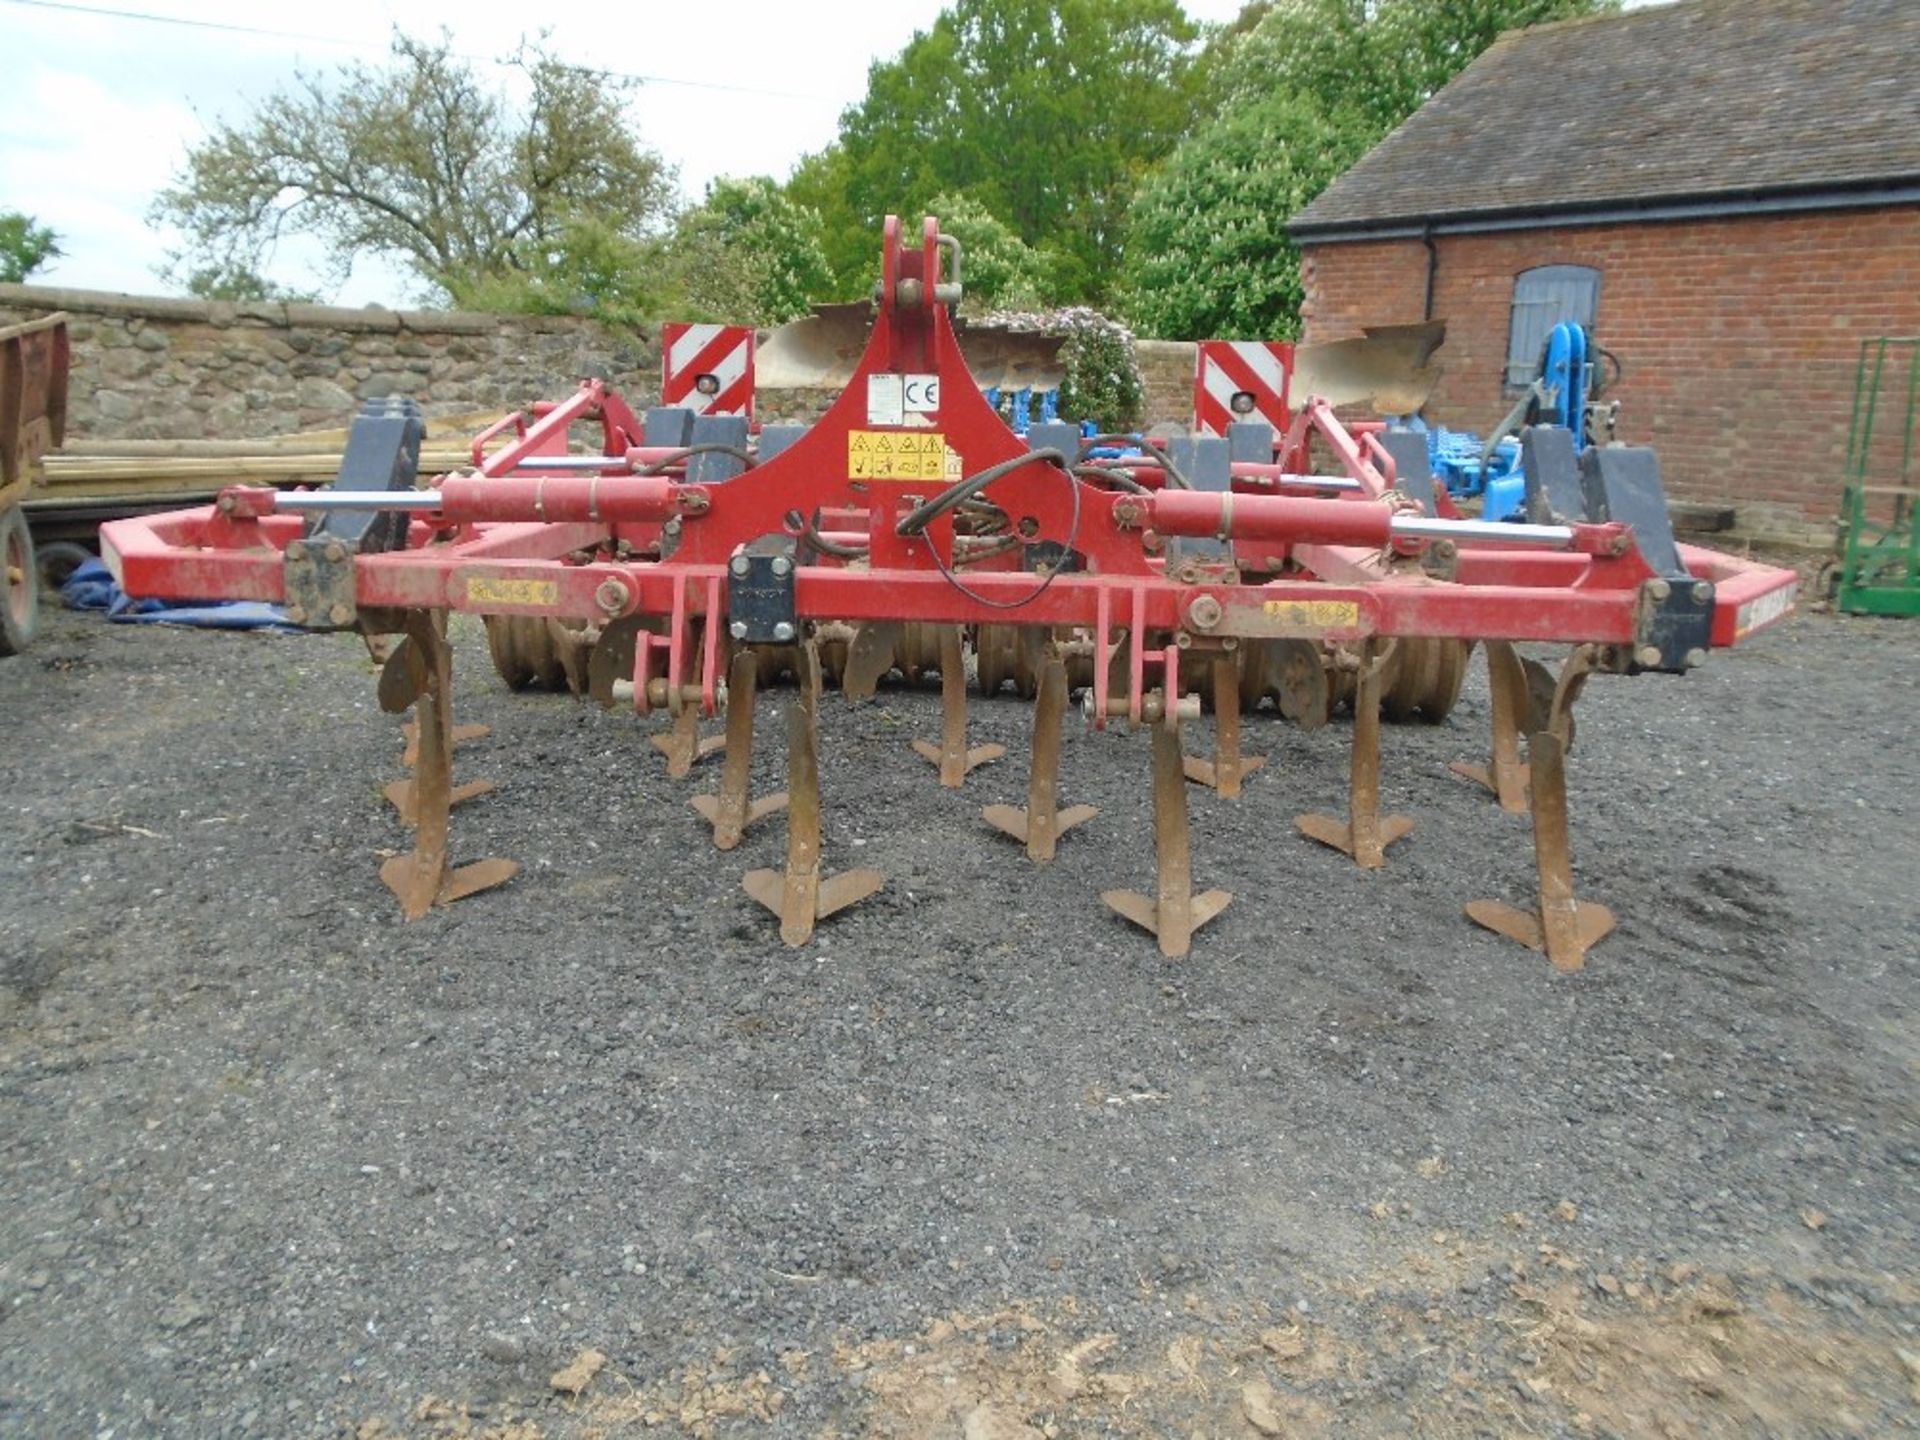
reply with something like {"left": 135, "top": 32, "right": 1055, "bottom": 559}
{"left": 661, "top": 322, "right": 756, "bottom": 419}
{"left": 1193, "top": 340, "right": 1293, "bottom": 436}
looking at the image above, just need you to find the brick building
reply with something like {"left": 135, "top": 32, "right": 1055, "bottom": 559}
{"left": 1288, "top": 0, "right": 1920, "bottom": 536}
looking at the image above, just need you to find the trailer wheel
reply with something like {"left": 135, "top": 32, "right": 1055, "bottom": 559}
{"left": 0, "top": 506, "right": 39, "bottom": 657}
{"left": 36, "top": 541, "right": 92, "bottom": 590}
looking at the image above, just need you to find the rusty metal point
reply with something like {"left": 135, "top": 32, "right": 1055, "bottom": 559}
{"left": 982, "top": 650, "right": 1096, "bottom": 862}
{"left": 1182, "top": 655, "right": 1265, "bottom": 799}
{"left": 652, "top": 703, "right": 726, "bottom": 779}
{"left": 1448, "top": 639, "right": 1530, "bottom": 814}
{"left": 1101, "top": 711, "right": 1231, "bottom": 958}
{"left": 743, "top": 642, "right": 882, "bottom": 945}
{"left": 379, "top": 609, "right": 516, "bottom": 919}
{"left": 691, "top": 648, "right": 788, "bottom": 850}
{"left": 913, "top": 625, "right": 1004, "bottom": 786}
{"left": 1466, "top": 729, "right": 1615, "bottom": 972}
{"left": 1295, "top": 639, "right": 1413, "bottom": 867}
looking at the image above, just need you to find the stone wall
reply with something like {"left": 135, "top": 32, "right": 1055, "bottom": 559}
{"left": 0, "top": 284, "right": 659, "bottom": 441}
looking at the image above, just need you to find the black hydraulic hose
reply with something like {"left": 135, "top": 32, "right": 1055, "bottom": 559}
{"left": 1079, "top": 433, "right": 1191, "bottom": 489}
{"left": 895, "top": 447, "right": 1069, "bottom": 537}
{"left": 1070, "top": 463, "right": 1149, "bottom": 494}
{"left": 635, "top": 443, "right": 757, "bottom": 477}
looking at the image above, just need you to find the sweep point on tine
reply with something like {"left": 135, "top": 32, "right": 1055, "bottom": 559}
{"left": 1295, "top": 638, "right": 1412, "bottom": 867}
{"left": 379, "top": 609, "right": 516, "bottom": 919}
{"left": 382, "top": 776, "right": 496, "bottom": 828}
{"left": 981, "top": 648, "right": 1095, "bottom": 861}
{"left": 401, "top": 720, "right": 489, "bottom": 769}
{"left": 745, "top": 640, "right": 884, "bottom": 945}
{"left": 692, "top": 649, "right": 787, "bottom": 849}
{"left": 914, "top": 625, "right": 1004, "bottom": 787}
{"left": 1101, "top": 711, "right": 1231, "bottom": 958}
{"left": 1466, "top": 727, "right": 1614, "bottom": 971}
{"left": 652, "top": 704, "right": 726, "bottom": 779}
{"left": 1183, "top": 655, "right": 1265, "bottom": 798}
{"left": 1449, "top": 639, "right": 1530, "bottom": 813}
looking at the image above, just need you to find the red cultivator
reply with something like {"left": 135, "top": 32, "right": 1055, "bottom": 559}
{"left": 102, "top": 217, "right": 1797, "bottom": 970}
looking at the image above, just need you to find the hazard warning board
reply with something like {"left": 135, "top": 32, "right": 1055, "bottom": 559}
{"left": 661, "top": 322, "right": 755, "bottom": 419}
{"left": 847, "top": 430, "right": 955, "bottom": 482}
{"left": 1194, "top": 340, "right": 1293, "bottom": 436}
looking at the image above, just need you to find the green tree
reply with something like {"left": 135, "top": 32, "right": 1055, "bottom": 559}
{"left": 1120, "top": 95, "right": 1372, "bottom": 338}
{"left": 926, "top": 191, "right": 1051, "bottom": 309}
{"left": 1122, "top": 0, "right": 1615, "bottom": 338}
{"left": 1215, "top": 0, "right": 1614, "bottom": 135}
{"left": 0, "top": 213, "right": 61, "bottom": 284}
{"left": 658, "top": 177, "right": 832, "bottom": 326}
{"left": 446, "top": 215, "right": 663, "bottom": 326}
{"left": 152, "top": 32, "right": 674, "bottom": 305}
{"left": 806, "top": 0, "right": 1203, "bottom": 301}
{"left": 180, "top": 262, "right": 313, "bottom": 302}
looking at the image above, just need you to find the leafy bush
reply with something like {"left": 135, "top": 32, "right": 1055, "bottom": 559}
{"left": 1120, "top": 94, "right": 1371, "bottom": 340}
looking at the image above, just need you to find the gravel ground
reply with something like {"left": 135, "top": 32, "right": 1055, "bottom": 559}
{"left": 1, "top": 599, "right": 1915, "bottom": 1439}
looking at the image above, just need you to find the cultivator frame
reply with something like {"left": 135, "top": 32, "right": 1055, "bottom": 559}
{"left": 103, "top": 216, "right": 1798, "bottom": 969}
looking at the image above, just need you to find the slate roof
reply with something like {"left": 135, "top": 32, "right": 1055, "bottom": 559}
{"left": 1290, "top": 0, "right": 1920, "bottom": 238}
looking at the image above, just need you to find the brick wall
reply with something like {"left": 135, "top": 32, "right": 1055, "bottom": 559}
{"left": 1299, "top": 206, "right": 1920, "bottom": 532}
{"left": 0, "top": 284, "right": 658, "bottom": 442}
{"left": 1133, "top": 339, "right": 1199, "bottom": 429}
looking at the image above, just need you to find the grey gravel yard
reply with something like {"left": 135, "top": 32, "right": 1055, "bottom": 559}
{"left": 1, "top": 603, "right": 1915, "bottom": 1438}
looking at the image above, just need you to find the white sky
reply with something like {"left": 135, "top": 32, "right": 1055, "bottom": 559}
{"left": 0, "top": 0, "right": 1254, "bottom": 304}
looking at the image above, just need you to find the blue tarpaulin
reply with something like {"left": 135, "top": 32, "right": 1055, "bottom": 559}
{"left": 61, "top": 558, "right": 299, "bottom": 632}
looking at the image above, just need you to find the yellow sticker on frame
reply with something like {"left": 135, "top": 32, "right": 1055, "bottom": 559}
{"left": 849, "top": 429, "right": 947, "bottom": 481}
{"left": 467, "top": 576, "right": 559, "bottom": 608}
{"left": 1261, "top": 599, "right": 1360, "bottom": 629}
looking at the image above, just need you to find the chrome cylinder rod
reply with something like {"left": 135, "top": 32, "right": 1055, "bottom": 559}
{"left": 274, "top": 490, "right": 447, "bottom": 511}
{"left": 1389, "top": 515, "right": 1575, "bottom": 546}
{"left": 503, "top": 454, "right": 634, "bottom": 472}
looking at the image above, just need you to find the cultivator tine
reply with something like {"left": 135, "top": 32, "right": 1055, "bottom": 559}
{"left": 1295, "top": 639, "right": 1414, "bottom": 867}
{"left": 400, "top": 720, "right": 489, "bottom": 770}
{"left": 1465, "top": 730, "right": 1615, "bottom": 972}
{"left": 1183, "top": 655, "right": 1266, "bottom": 798}
{"left": 911, "top": 625, "right": 1005, "bottom": 786}
{"left": 743, "top": 643, "right": 883, "bottom": 945}
{"left": 691, "top": 648, "right": 788, "bottom": 850}
{"left": 652, "top": 703, "right": 726, "bottom": 779}
{"left": 376, "top": 610, "right": 518, "bottom": 920}
{"left": 1102, "top": 710, "right": 1233, "bottom": 958}
{"left": 1449, "top": 640, "right": 1531, "bottom": 813}
{"left": 982, "top": 648, "right": 1097, "bottom": 861}
{"left": 841, "top": 622, "right": 900, "bottom": 702}
{"left": 386, "top": 610, "right": 496, "bottom": 825}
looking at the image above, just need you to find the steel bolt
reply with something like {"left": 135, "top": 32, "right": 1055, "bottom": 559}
{"left": 729, "top": 620, "right": 749, "bottom": 640}
{"left": 772, "top": 621, "right": 796, "bottom": 642}
{"left": 1692, "top": 581, "right": 1714, "bottom": 604}
{"left": 729, "top": 554, "right": 751, "bottom": 578}
{"left": 1187, "top": 594, "right": 1224, "bottom": 631}
{"left": 323, "top": 541, "right": 347, "bottom": 564}
{"left": 593, "top": 579, "right": 628, "bottom": 614}
{"left": 771, "top": 555, "right": 793, "bottom": 578}
{"left": 1684, "top": 648, "right": 1708, "bottom": 669}
{"left": 1635, "top": 645, "right": 1664, "bottom": 668}
{"left": 327, "top": 602, "right": 353, "bottom": 626}
{"left": 1647, "top": 579, "right": 1672, "bottom": 602}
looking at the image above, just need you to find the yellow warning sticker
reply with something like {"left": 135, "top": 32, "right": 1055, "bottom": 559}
{"left": 467, "top": 576, "right": 558, "bottom": 608}
{"left": 1261, "top": 599, "right": 1360, "bottom": 629}
{"left": 849, "top": 429, "right": 948, "bottom": 482}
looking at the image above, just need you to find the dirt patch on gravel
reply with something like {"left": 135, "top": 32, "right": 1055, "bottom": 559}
{"left": 1, "top": 603, "right": 1916, "bottom": 1436}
